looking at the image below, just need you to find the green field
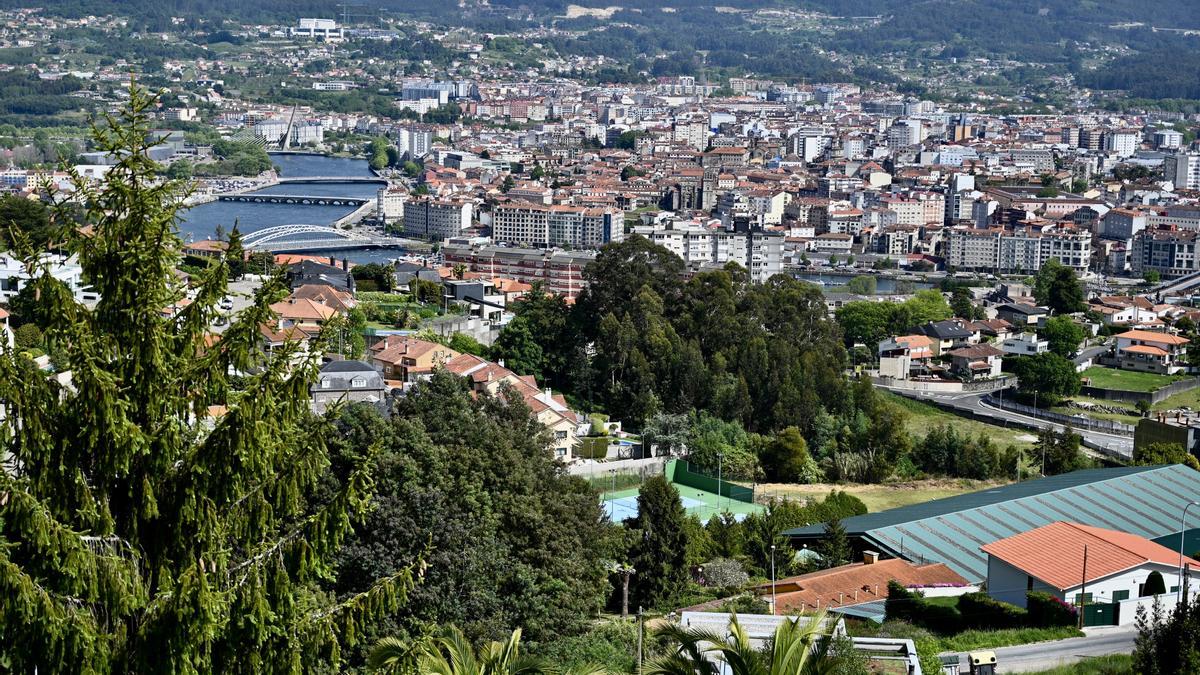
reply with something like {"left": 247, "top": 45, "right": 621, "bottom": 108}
{"left": 1024, "top": 654, "right": 1132, "bottom": 674}
{"left": 756, "top": 479, "right": 996, "bottom": 513}
{"left": 1080, "top": 366, "right": 1187, "bottom": 392}
{"left": 881, "top": 391, "right": 1037, "bottom": 449}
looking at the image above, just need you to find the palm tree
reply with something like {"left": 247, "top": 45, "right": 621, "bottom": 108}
{"left": 367, "top": 625, "right": 608, "bottom": 675}
{"left": 643, "top": 611, "right": 839, "bottom": 675}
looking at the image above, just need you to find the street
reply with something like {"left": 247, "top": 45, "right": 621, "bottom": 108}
{"left": 945, "top": 626, "right": 1137, "bottom": 673}
{"left": 884, "top": 388, "right": 1134, "bottom": 459}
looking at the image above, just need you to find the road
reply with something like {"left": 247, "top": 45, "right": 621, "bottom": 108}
{"left": 945, "top": 626, "right": 1136, "bottom": 672}
{"left": 885, "top": 389, "right": 1134, "bottom": 459}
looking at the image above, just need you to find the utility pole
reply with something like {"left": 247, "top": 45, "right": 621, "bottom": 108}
{"left": 771, "top": 544, "right": 777, "bottom": 615}
{"left": 637, "top": 605, "right": 644, "bottom": 670}
{"left": 716, "top": 452, "right": 724, "bottom": 513}
{"left": 1078, "top": 545, "right": 1088, "bottom": 629}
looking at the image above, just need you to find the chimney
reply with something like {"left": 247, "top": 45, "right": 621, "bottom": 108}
{"left": 329, "top": 256, "right": 336, "bottom": 266}
{"left": 341, "top": 258, "right": 349, "bottom": 271}
{"left": 863, "top": 550, "right": 880, "bottom": 565}
{"left": 544, "top": 387, "right": 552, "bottom": 400}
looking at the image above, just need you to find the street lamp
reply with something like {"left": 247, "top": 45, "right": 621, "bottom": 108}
{"left": 1180, "top": 501, "right": 1200, "bottom": 602}
{"left": 771, "top": 544, "right": 777, "bottom": 616}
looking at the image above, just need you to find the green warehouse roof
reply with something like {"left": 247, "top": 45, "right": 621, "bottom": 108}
{"left": 784, "top": 465, "right": 1200, "bottom": 581}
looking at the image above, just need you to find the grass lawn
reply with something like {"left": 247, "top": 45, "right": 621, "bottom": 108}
{"left": 1023, "top": 654, "right": 1132, "bottom": 674}
{"left": 932, "top": 626, "right": 1083, "bottom": 653}
{"left": 1081, "top": 366, "right": 1187, "bottom": 393}
{"left": 755, "top": 479, "right": 1001, "bottom": 513}
{"left": 881, "top": 390, "right": 1037, "bottom": 450}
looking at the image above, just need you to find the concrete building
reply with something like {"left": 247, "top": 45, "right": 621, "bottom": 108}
{"left": 402, "top": 198, "right": 472, "bottom": 241}
{"left": 290, "top": 18, "right": 343, "bottom": 41}
{"left": 631, "top": 220, "right": 784, "bottom": 282}
{"left": 376, "top": 187, "right": 407, "bottom": 224}
{"left": 310, "top": 361, "right": 385, "bottom": 414}
{"left": 1130, "top": 228, "right": 1200, "bottom": 279}
{"left": 1153, "top": 129, "right": 1184, "bottom": 150}
{"left": 1165, "top": 151, "right": 1200, "bottom": 191}
{"left": 441, "top": 243, "right": 594, "bottom": 298}
{"left": 492, "top": 201, "right": 623, "bottom": 249}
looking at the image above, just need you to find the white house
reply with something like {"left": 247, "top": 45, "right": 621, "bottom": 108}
{"left": 0, "top": 251, "right": 95, "bottom": 304}
{"left": 982, "top": 521, "right": 1199, "bottom": 625}
{"left": 1000, "top": 332, "right": 1048, "bottom": 357}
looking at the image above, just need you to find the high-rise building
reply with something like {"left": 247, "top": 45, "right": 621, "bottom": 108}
{"left": 630, "top": 220, "right": 783, "bottom": 282}
{"left": 402, "top": 198, "right": 472, "bottom": 241}
{"left": 492, "top": 201, "right": 623, "bottom": 249}
{"left": 1165, "top": 151, "right": 1200, "bottom": 191}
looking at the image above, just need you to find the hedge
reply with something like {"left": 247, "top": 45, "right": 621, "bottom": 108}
{"left": 1026, "top": 591, "right": 1078, "bottom": 627}
{"left": 957, "top": 592, "right": 1027, "bottom": 630}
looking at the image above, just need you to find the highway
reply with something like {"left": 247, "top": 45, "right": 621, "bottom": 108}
{"left": 883, "top": 388, "right": 1134, "bottom": 459}
{"left": 945, "top": 626, "right": 1136, "bottom": 672}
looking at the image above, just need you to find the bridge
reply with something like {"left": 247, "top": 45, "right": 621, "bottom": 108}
{"left": 276, "top": 177, "right": 387, "bottom": 185}
{"left": 1148, "top": 269, "right": 1200, "bottom": 298}
{"left": 217, "top": 194, "right": 369, "bottom": 206}
{"left": 241, "top": 224, "right": 419, "bottom": 253}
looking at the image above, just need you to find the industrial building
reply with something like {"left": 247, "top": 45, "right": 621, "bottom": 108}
{"left": 784, "top": 465, "right": 1200, "bottom": 582}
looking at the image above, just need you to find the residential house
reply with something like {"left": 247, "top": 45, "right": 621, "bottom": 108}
{"left": 877, "top": 335, "right": 934, "bottom": 380}
{"left": 1000, "top": 332, "right": 1049, "bottom": 356}
{"left": 269, "top": 297, "right": 339, "bottom": 330}
{"left": 947, "top": 343, "right": 1005, "bottom": 380}
{"left": 912, "top": 319, "right": 979, "bottom": 356}
{"left": 310, "top": 360, "right": 387, "bottom": 414}
{"left": 1111, "top": 329, "right": 1190, "bottom": 374}
{"left": 994, "top": 303, "right": 1049, "bottom": 327}
{"left": 982, "top": 521, "right": 1199, "bottom": 624}
{"left": 443, "top": 353, "right": 588, "bottom": 460}
{"left": 286, "top": 259, "right": 355, "bottom": 293}
{"left": 369, "top": 336, "right": 461, "bottom": 383}
{"left": 968, "top": 318, "right": 1015, "bottom": 342}
{"left": 291, "top": 284, "right": 356, "bottom": 313}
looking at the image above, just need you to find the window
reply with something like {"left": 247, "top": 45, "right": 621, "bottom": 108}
{"left": 1113, "top": 590, "right": 1130, "bottom": 602}
{"left": 1027, "top": 576, "right": 1034, "bottom": 592}
{"left": 555, "top": 430, "right": 568, "bottom": 440}
{"left": 555, "top": 447, "right": 567, "bottom": 457}
{"left": 351, "top": 377, "right": 366, "bottom": 388}
{"left": 320, "top": 379, "right": 331, "bottom": 389}
{"left": 1074, "top": 593, "right": 1093, "bottom": 605}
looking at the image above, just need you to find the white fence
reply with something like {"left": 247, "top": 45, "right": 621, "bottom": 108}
{"left": 566, "top": 455, "right": 668, "bottom": 478}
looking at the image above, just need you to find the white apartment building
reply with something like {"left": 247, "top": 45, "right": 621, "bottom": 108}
{"left": 1165, "top": 151, "right": 1200, "bottom": 191}
{"left": 0, "top": 251, "right": 95, "bottom": 303}
{"left": 290, "top": 18, "right": 343, "bottom": 41}
{"left": 945, "top": 226, "right": 1092, "bottom": 273}
{"left": 1154, "top": 129, "right": 1184, "bottom": 150}
{"left": 377, "top": 187, "right": 407, "bottom": 223}
{"left": 631, "top": 221, "right": 784, "bottom": 282}
{"left": 394, "top": 127, "right": 433, "bottom": 157}
{"left": 402, "top": 198, "right": 472, "bottom": 241}
{"left": 1099, "top": 208, "right": 1148, "bottom": 241}
{"left": 1104, "top": 130, "right": 1140, "bottom": 158}
{"left": 492, "top": 201, "right": 624, "bottom": 249}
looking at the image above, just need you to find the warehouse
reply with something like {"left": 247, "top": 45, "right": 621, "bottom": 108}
{"left": 784, "top": 464, "right": 1200, "bottom": 582}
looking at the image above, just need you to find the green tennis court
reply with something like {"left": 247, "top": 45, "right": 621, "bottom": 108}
{"left": 600, "top": 483, "right": 763, "bottom": 523}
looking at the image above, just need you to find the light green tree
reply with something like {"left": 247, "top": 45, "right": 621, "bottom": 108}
{"left": 0, "top": 87, "right": 417, "bottom": 672}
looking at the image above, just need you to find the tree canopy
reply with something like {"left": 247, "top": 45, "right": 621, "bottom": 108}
{"left": 0, "top": 88, "right": 413, "bottom": 672}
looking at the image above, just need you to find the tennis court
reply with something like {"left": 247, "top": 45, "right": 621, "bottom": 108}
{"left": 601, "top": 483, "right": 763, "bottom": 523}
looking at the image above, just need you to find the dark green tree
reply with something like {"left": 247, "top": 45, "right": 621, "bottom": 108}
{"left": 758, "top": 426, "right": 816, "bottom": 483}
{"left": 1037, "top": 427, "right": 1090, "bottom": 476}
{"left": 950, "top": 286, "right": 977, "bottom": 320}
{"left": 1034, "top": 259, "right": 1086, "bottom": 314}
{"left": 1011, "top": 352, "right": 1081, "bottom": 405}
{"left": 490, "top": 314, "right": 546, "bottom": 379}
{"left": 225, "top": 223, "right": 246, "bottom": 280}
{"left": 1134, "top": 442, "right": 1200, "bottom": 470}
{"left": 0, "top": 87, "right": 414, "bottom": 673}
{"left": 1041, "top": 315, "right": 1085, "bottom": 358}
{"left": 0, "top": 193, "right": 58, "bottom": 250}
{"left": 630, "top": 475, "right": 690, "bottom": 609}
{"left": 816, "top": 518, "right": 852, "bottom": 569}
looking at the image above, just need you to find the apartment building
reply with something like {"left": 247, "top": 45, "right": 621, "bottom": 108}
{"left": 492, "top": 201, "right": 623, "bottom": 249}
{"left": 944, "top": 226, "right": 1091, "bottom": 273}
{"left": 1130, "top": 228, "right": 1200, "bottom": 279}
{"left": 441, "top": 243, "right": 594, "bottom": 298}
{"left": 1165, "top": 151, "right": 1200, "bottom": 191}
{"left": 402, "top": 198, "right": 472, "bottom": 241}
{"left": 630, "top": 220, "right": 784, "bottom": 282}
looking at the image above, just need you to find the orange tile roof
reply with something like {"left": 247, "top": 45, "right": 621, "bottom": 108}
{"left": 981, "top": 521, "right": 1200, "bottom": 591}
{"left": 741, "top": 559, "right": 968, "bottom": 613}
{"left": 1115, "top": 329, "right": 1188, "bottom": 345}
{"left": 1122, "top": 344, "right": 1169, "bottom": 357}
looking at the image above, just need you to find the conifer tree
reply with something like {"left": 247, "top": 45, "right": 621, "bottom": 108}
{"left": 226, "top": 223, "right": 246, "bottom": 280}
{"left": 0, "top": 87, "right": 417, "bottom": 673}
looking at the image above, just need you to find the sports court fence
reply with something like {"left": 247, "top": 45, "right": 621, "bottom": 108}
{"left": 667, "top": 459, "right": 755, "bottom": 504}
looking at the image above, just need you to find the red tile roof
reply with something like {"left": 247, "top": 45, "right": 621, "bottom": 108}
{"left": 981, "top": 521, "right": 1200, "bottom": 591}
{"left": 742, "top": 558, "right": 968, "bottom": 613}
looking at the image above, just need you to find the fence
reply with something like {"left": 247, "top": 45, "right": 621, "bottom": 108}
{"left": 566, "top": 455, "right": 669, "bottom": 479}
{"left": 1081, "top": 376, "right": 1200, "bottom": 405}
{"left": 983, "top": 394, "right": 1135, "bottom": 436}
{"left": 872, "top": 375, "right": 1015, "bottom": 394}
{"left": 667, "top": 459, "right": 755, "bottom": 504}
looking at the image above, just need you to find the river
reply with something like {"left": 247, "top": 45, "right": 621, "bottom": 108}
{"left": 178, "top": 153, "right": 400, "bottom": 264}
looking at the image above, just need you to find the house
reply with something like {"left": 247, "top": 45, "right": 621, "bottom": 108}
{"left": 946, "top": 343, "right": 1005, "bottom": 380}
{"left": 286, "top": 259, "right": 355, "bottom": 293}
{"left": 994, "top": 303, "right": 1049, "bottom": 327}
{"left": 912, "top": 319, "right": 978, "bottom": 356}
{"left": 369, "top": 335, "right": 461, "bottom": 383}
{"left": 394, "top": 261, "right": 443, "bottom": 288}
{"left": 981, "top": 521, "right": 1200, "bottom": 622}
{"left": 1090, "top": 296, "right": 1157, "bottom": 327}
{"left": 749, "top": 555, "right": 971, "bottom": 616}
{"left": 1112, "top": 329, "right": 1190, "bottom": 374}
{"left": 968, "top": 318, "right": 1015, "bottom": 342}
{"left": 443, "top": 278, "right": 507, "bottom": 324}
{"left": 310, "top": 360, "right": 388, "bottom": 414}
{"left": 877, "top": 335, "right": 934, "bottom": 379}
{"left": 443, "top": 353, "right": 588, "bottom": 460}
{"left": 1000, "top": 332, "right": 1049, "bottom": 356}
{"left": 290, "top": 284, "right": 356, "bottom": 313}
{"left": 269, "top": 297, "right": 339, "bottom": 329}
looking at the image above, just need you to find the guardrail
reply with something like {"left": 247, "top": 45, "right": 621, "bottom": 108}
{"left": 982, "top": 394, "right": 1135, "bottom": 436}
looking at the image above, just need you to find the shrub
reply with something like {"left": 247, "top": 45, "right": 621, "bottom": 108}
{"left": 957, "top": 592, "right": 1028, "bottom": 630}
{"left": 14, "top": 322, "right": 42, "bottom": 349}
{"left": 885, "top": 581, "right": 921, "bottom": 624}
{"left": 1027, "top": 591, "right": 1078, "bottom": 627}
{"left": 703, "top": 558, "right": 749, "bottom": 590}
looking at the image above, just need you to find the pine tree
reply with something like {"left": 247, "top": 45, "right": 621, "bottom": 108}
{"left": 226, "top": 223, "right": 246, "bottom": 280}
{"left": 630, "top": 475, "right": 689, "bottom": 610}
{"left": 817, "top": 517, "right": 852, "bottom": 569}
{"left": 0, "top": 87, "right": 417, "bottom": 673}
